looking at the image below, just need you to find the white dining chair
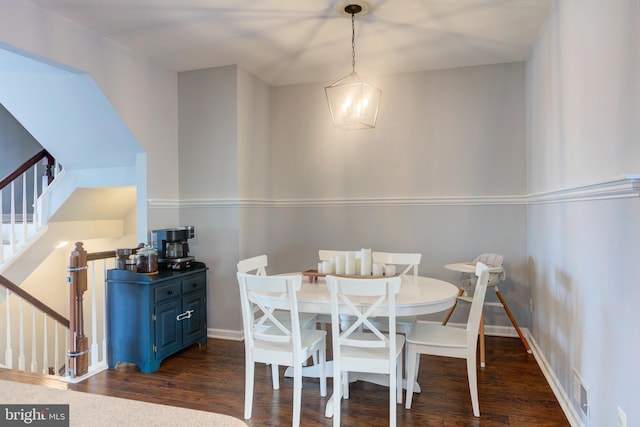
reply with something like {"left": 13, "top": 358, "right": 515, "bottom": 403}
{"left": 316, "top": 249, "right": 363, "bottom": 330}
{"left": 404, "top": 262, "right": 490, "bottom": 417}
{"left": 326, "top": 275, "right": 404, "bottom": 427}
{"left": 370, "top": 252, "right": 422, "bottom": 334}
{"left": 237, "top": 254, "right": 319, "bottom": 368}
{"left": 237, "top": 254, "right": 318, "bottom": 330}
{"left": 371, "top": 251, "right": 421, "bottom": 277}
{"left": 237, "top": 254, "right": 269, "bottom": 276}
{"left": 237, "top": 272, "right": 327, "bottom": 427}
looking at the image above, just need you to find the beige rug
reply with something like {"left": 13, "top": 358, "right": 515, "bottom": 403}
{"left": 0, "top": 380, "right": 247, "bottom": 426}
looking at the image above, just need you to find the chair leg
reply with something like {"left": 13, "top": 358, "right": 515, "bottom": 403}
{"left": 467, "top": 354, "right": 480, "bottom": 417}
{"left": 271, "top": 363, "right": 280, "bottom": 389}
{"left": 293, "top": 364, "right": 302, "bottom": 427}
{"left": 405, "top": 348, "right": 418, "bottom": 409}
{"left": 333, "top": 372, "right": 342, "bottom": 427}
{"left": 390, "top": 362, "right": 397, "bottom": 427}
{"left": 442, "top": 288, "right": 464, "bottom": 325}
{"left": 396, "top": 352, "right": 403, "bottom": 404}
{"left": 342, "top": 372, "right": 349, "bottom": 399}
{"left": 479, "top": 312, "right": 485, "bottom": 367}
{"left": 495, "top": 289, "right": 532, "bottom": 354}
{"left": 244, "top": 360, "right": 254, "bottom": 419}
{"left": 319, "top": 347, "right": 327, "bottom": 397}
{"left": 310, "top": 325, "right": 319, "bottom": 364}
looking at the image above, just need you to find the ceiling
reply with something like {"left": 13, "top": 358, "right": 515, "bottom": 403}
{"left": 28, "top": 0, "right": 553, "bottom": 86}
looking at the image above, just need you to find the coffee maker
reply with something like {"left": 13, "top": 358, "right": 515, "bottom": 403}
{"left": 150, "top": 226, "right": 195, "bottom": 270}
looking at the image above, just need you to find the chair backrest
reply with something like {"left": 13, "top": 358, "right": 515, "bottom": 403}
{"left": 473, "top": 253, "right": 505, "bottom": 280}
{"left": 236, "top": 272, "right": 302, "bottom": 352}
{"left": 465, "top": 262, "right": 490, "bottom": 350}
{"left": 318, "top": 250, "right": 362, "bottom": 261}
{"left": 237, "top": 254, "right": 268, "bottom": 276}
{"left": 371, "top": 251, "right": 422, "bottom": 276}
{"left": 326, "top": 275, "right": 402, "bottom": 358}
{"left": 473, "top": 253, "right": 503, "bottom": 268}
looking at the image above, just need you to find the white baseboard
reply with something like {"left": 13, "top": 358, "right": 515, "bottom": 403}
{"left": 208, "top": 328, "right": 243, "bottom": 341}
{"left": 524, "top": 329, "right": 583, "bottom": 427}
{"left": 60, "top": 363, "right": 109, "bottom": 384}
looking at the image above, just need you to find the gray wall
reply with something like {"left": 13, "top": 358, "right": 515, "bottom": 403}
{"left": 526, "top": 1, "right": 640, "bottom": 426}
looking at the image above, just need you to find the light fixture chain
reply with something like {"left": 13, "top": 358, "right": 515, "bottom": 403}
{"left": 351, "top": 12, "right": 356, "bottom": 73}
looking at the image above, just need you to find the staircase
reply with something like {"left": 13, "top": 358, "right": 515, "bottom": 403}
{"left": 1, "top": 152, "right": 137, "bottom": 382}
{"left": 1, "top": 44, "right": 144, "bottom": 382}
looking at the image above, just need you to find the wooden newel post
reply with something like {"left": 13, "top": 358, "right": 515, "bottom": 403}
{"left": 43, "top": 150, "right": 55, "bottom": 185}
{"left": 68, "top": 242, "right": 89, "bottom": 377}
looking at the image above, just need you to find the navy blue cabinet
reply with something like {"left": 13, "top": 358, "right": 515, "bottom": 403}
{"left": 106, "top": 263, "right": 207, "bottom": 373}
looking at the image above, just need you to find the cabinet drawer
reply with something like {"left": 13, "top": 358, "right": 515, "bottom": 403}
{"left": 154, "top": 282, "right": 182, "bottom": 303}
{"left": 182, "top": 275, "right": 205, "bottom": 295}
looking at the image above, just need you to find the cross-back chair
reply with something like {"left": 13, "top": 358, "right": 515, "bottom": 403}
{"left": 237, "top": 255, "right": 319, "bottom": 364}
{"left": 326, "top": 275, "right": 404, "bottom": 427}
{"left": 237, "top": 272, "right": 327, "bottom": 427}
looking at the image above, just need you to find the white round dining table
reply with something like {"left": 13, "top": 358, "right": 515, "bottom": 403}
{"left": 295, "top": 274, "right": 459, "bottom": 316}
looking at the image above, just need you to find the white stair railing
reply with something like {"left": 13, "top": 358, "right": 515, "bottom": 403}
{"left": 1, "top": 251, "right": 113, "bottom": 379}
{"left": 4, "top": 288, "right": 11, "bottom": 369}
{"left": 1, "top": 287, "right": 67, "bottom": 376}
{"left": 1, "top": 150, "right": 60, "bottom": 267}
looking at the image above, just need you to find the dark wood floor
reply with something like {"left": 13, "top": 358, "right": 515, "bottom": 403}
{"left": 0, "top": 335, "right": 569, "bottom": 426}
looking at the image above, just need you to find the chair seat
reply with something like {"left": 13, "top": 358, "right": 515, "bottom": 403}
{"left": 255, "top": 329, "right": 327, "bottom": 354}
{"left": 340, "top": 332, "right": 405, "bottom": 367}
{"left": 407, "top": 321, "right": 467, "bottom": 348}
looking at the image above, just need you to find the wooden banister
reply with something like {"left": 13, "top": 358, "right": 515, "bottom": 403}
{"left": 87, "top": 243, "right": 144, "bottom": 262}
{"left": 0, "top": 149, "right": 55, "bottom": 192}
{"left": 87, "top": 250, "right": 119, "bottom": 261}
{"left": 0, "top": 274, "right": 69, "bottom": 328}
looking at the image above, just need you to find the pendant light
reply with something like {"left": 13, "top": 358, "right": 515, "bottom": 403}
{"left": 325, "top": 3, "right": 381, "bottom": 130}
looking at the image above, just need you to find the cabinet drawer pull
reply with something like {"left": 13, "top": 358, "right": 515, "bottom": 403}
{"left": 176, "top": 310, "right": 194, "bottom": 321}
{"left": 167, "top": 290, "right": 173, "bottom": 295}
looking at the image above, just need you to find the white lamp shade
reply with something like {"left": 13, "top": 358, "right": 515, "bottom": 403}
{"left": 325, "top": 71, "right": 381, "bottom": 130}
